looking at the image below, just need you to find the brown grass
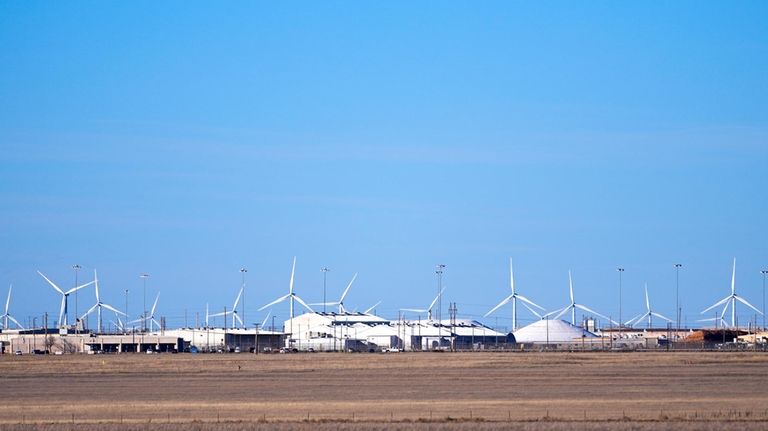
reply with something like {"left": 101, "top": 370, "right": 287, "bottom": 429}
{"left": 1, "top": 351, "right": 767, "bottom": 429}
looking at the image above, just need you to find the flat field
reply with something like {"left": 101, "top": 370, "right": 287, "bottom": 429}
{"left": 1, "top": 351, "right": 767, "bottom": 430}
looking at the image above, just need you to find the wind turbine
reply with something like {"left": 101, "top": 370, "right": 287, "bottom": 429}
{"left": 549, "top": 270, "right": 616, "bottom": 326}
{"left": 210, "top": 287, "right": 244, "bottom": 329}
{"left": 310, "top": 273, "right": 358, "bottom": 313}
{"left": 624, "top": 283, "right": 672, "bottom": 328}
{"left": 80, "top": 270, "right": 126, "bottom": 333}
{"left": 698, "top": 303, "right": 729, "bottom": 329}
{"left": 130, "top": 292, "right": 161, "bottom": 331}
{"left": 401, "top": 287, "right": 445, "bottom": 321}
{"left": 701, "top": 258, "right": 762, "bottom": 328}
{"left": 259, "top": 257, "right": 312, "bottom": 345}
{"left": 38, "top": 270, "right": 94, "bottom": 328}
{"left": 258, "top": 257, "right": 314, "bottom": 317}
{"left": 1, "top": 285, "right": 23, "bottom": 329}
{"left": 484, "top": 258, "right": 545, "bottom": 331}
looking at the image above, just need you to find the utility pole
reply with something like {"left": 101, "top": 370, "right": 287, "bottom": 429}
{"left": 240, "top": 268, "right": 247, "bottom": 329}
{"left": 124, "top": 289, "right": 129, "bottom": 333}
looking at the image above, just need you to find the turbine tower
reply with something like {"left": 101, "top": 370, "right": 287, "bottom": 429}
{"left": 38, "top": 270, "right": 94, "bottom": 328}
{"left": 701, "top": 258, "right": 762, "bottom": 328}
{"left": 624, "top": 283, "right": 672, "bottom": 328}
{"left": 80, "top": 270, "right": 126, "bottom": 333}
{"left": 485, "top": 258, "right": 544, "bottom": 331}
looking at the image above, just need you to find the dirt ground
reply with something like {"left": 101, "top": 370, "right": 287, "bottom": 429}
{"left": 0, "top": 351, "right": 766, "bottom": 429}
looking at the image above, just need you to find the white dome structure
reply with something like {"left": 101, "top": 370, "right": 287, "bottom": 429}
{"left": 513, "top": 319, "right": 597, "bottom": 343}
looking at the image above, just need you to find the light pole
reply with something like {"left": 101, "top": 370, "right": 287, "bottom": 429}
{"left": 140, "top": 274, "right": 150, "bottom": 332}
{"left": 675, "top": 264, "right": 683, "bottom": 332}
{"left": 124, "top": 289, "right": 129, "bottom": 333}
{"left": 72, "top": 264, "right": 81, "bottom": 332}
{"left": 616, "top": 268, "right": 624, "bottom": 332}
{"left": 321, "top": 267, "right": 330, "bottom": 313}
{"left": 436, "top": 265, "right": 446, "bottom": 322}
{"left": 240, "top": 268, "right": 247, "bottom": 329}
{"left": 761, "top": 270, "right": 768, "bottom": 330}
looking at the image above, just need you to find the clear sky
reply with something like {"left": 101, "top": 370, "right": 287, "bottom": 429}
{"left": 1, "top": 2, "right": 766, "bottom": 331}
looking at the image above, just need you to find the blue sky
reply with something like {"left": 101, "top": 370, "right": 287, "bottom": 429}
{"left": 1, "top": 2, "right": 767, "bottom": 331}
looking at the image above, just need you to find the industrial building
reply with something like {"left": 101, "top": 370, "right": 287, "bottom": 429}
{"left": 162, "top": 327, "right": 285, "bottom": 352}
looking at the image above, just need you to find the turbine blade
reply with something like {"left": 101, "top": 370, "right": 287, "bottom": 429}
{"left": 151, "top": 293, "right": 160, "bottom": 315}
{"left": 484, "top": 296, "right": 512, "bottom": 317}
{"left": 38, "top": 271, "right": 65, "bottom": 295}
{"left": 5, "top": 285, "right": 12, "bottom": 314}
{"left": 515, "top": 294, "right": 545, "bottom": 310}
{"left": 233, "top": 287, "right": 244, "bottom": 310}
{"left": 650, "top": 312, "right": 673, "bottom": 322}
{"left": 644, "top": 283, "right": 650, "bottom": 311}
{"left": 292, "top": 295, "right": 314, "bottom": 312}
{"left": 94, "top": 270, "right": 100, "bottom": 302}
{"left": 519, "top": 300, "right": 542, "bottom": 319}
{"left": 401, "top": 308, "right": 427, "bottom": 313}
{"left": 625, "top": 313, "right": 644, "bottom": 326}
{"left": 259, "top": 294, "right": 290, "bottom": 311}
{"left": 7, "top": 315, "right": 23, "bottom": 329}
{"left": 339, "top": 273, "right": 358, "bottom": 303}
{"left": 101, "top": 303, "right": 126, "bottom": 316}
{"left": 568, "top": 270, "right": 574, "bottom": 303}
{"left": 65, "top": 280, "right": 94, "bottom": 295}
{"left": 81, "top": 303, "right": 99, "bottom": 319}
{"left": 509, "top": 258, "right": 515, "bottom": 294}
{"left": 364, "top": 301, "right": 381, "bottom": 314}
{"left": 428, "top": 286, "right": 446, "bottom": 311}
{"left": 261, "top": 310, "right": 271, "bottom": 328}
{"left": 575, "top": 304, "right": 613, "bottom": 323}
{"left": 309, "top": 301, "right": 339, "bottom": 307}
{"left": 552, "top": 306, "right": 570, "bottom": 320}
{"left": 235, "top": 313, "right": 243, "bottom": 325}
{"left": 731, "top": 257, "right": 736, "bottom": 295}
{"left": 701, "top": 296, "right": 731, "bottom": 314}
{"left": 734, "top": 295, "right": 762, "bottom": 314}
{"left": 289, "top": 256, "right": 296, "bottom": 295}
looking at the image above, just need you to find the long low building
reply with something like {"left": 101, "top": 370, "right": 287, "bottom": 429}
{"left": 0, "top": 329, "right": 182, "bottom": 354}
{"left": 282, "top": 312, "right": 511, "bottom": 351}
{"left": 161, "top": 327, "right": 286, "bottom": 352}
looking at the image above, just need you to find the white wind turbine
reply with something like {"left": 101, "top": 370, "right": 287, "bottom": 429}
{"left": 209, "top": 286, "right": 244, "bottom": 329}
{"left": 701, "top": 258, "right": 762, "bottom": 328}
{"left": 401, "top": 287, "right": 445, "bottom": 321}
{"left": 310, "top": 273, "right": 358, "bottom": 313}
{"left": 624, "top": 283, "right": 672, "bottom": 328}
{"left": 259, "top": 257, "right": 314, "bottom": 318}
{"left": 38, "top": 270, "right": 94, "bottom": 328}
{"left": 1, "top": 285, "right": 23, "bottom": 329}
{"left": 549, "top": 270, "right": 616, "bottom": 326}
{"left": 484, "top": 258, "right": 545, "bottom": 331}
{"left": 130, "top": 292, "right": 161, "bottom": 331}
{"left": 259, "top": 257, "right": 313, "bottom": 343}
{"left": 80, "top": 270, "right": 126, "bottom": 333}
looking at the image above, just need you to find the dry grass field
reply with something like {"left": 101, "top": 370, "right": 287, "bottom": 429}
{"left": 1, "top": 351, "right": 767, "bottom": 430}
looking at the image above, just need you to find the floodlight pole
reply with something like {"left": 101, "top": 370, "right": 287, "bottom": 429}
{"left": 240, "top": 268, "right": 247, "bottom": 329}
{"left": 675, "top": 264, "right": 682, "bottom": 334}
{"left": 321, "top": 267, "right": 330, "bottom": 313}
{"left": 72, "top": 264, "right": 81, "bottom": 332}
{"left": 617, "top": 268, "right": 624, "bottom": 333}
{"left": 140, "top": 274, "right": 150, "bottom": 332}
{"left": 436, "top": 264, "right": 446, "bottom": 346}
{"left": 124, "top": 289, "right": 129, "bottom": 333}
{"left": 761, "top": 270, "right": 768, "bottom": 330}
